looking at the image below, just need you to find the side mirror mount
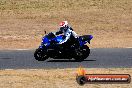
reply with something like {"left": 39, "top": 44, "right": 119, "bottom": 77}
{"left": 44, "top": 31, "right": 46, "bottom": 34}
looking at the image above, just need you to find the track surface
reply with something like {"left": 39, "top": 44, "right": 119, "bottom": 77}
{"left": 0, "top": 48, "right": 132, "bottom": 69}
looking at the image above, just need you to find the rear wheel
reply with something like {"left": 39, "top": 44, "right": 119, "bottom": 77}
{"left": 74, "top": 45, "right": 90, "bottom": 62}
{"left": 34, "top": 48, "right": 48, "bottom": 61}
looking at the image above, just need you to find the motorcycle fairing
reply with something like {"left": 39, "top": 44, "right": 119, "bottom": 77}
{"left": 39, "top": 35, "right": 63, "bottom": 49}
{"left": 39, "top": 32, "right": 93, "bottom": 49}
{"left": 79, "top": 35, "right": 93, "bottom": 46}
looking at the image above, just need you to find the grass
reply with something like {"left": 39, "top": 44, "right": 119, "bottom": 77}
{"left": 0, "top": 0, "right": 132, "bottom": 49}
{"left": 0, "top": 68, "right": 132, "bottom": 88}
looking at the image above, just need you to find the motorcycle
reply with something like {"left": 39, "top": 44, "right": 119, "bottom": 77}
{"left": 34, "top": 31, "right": 93, "bottom": 61}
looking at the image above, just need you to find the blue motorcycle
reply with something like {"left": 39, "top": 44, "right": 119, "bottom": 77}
{"left": 34, "top": 31, "right": 93, "bottom": 61}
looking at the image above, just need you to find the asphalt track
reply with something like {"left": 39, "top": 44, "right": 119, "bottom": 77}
{"left": 0, "top": 48, "right": 132, "bottom": 69}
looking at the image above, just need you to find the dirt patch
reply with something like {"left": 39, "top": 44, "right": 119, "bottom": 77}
{"left": 0, "top": 0, "right": 132, "bottom": 49}
{"left": 0, "top": 68, "right": 132, "bottom": 88}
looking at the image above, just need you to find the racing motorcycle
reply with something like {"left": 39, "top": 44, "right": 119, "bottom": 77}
{"left": 34, "top": 31, "right": 93, "bottom": 61}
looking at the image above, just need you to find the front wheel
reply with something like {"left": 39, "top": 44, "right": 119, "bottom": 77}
{"left": 34, "top": 48, "right": 48, "bottom": 61}
{"left": 74, "top": 45, "right": 90, "bottom": 62}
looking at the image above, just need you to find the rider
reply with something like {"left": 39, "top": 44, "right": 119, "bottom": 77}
{"left": 55, "top": 21, "right": 78, "bottom": 45}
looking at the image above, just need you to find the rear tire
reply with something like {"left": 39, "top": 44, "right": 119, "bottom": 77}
{"left": 74, "top": 45, "right": 90, "bottom": 62}
{"left": 34, "top": 48, "right": 48, "bottom": 61}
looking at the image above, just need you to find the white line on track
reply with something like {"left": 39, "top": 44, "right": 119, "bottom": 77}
{"left": 15, "top": 49, "right": 31, "bottom": 50}
{"left": 1, "top": 47, "right": 131, "bottom": 51}
{"left": 125, "top": 47, "right": 132, "bottom": 48}
{"left": 5, "top": 49, "right": 35, "bottom": 50}
{"left": 4, "top": 69, "right": 41, "bottom": 70}
{"left": 4, "top": 69, "right": 14, "bottom": 70}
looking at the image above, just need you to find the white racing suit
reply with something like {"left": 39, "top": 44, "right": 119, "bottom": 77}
{"left": 55, "top": 26, "right": 78, "bottom": 44}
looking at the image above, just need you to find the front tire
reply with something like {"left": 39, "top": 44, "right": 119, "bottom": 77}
{"left": 34, "top": 48, "right": 48, "bottom": 61}
{"left": 74, "top": 45, "right": 90, "bottom": 62}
